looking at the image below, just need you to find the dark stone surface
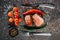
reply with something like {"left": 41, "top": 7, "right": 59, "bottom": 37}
{"left": 0, "top": 0, "right": 60, "bottom": 40}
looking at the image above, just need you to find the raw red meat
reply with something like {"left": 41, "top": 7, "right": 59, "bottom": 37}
{"left": 25, "top": 15, "right": 32, "bottom": 26}
{"left": 32, "top": 14, "right": 44, "bottom": 27}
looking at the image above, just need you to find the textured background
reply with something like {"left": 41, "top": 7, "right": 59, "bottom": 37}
{"left": 0, "top": 0, "right": 60, "bottom": 40}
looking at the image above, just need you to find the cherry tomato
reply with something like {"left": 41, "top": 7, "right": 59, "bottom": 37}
{"left": 14, "top": 12, "right": 19, "bottom": 16}
{"left": 14, "top": 16, "right": 18, "bottom": 18}
{"left": 14, "top": 22, "right": 19, "bottom": 26}
{"left": 13, "top": 7, "right": 18, "bottom": 12}
{"left": 9, "top": 18, "right": 13, "bottom": 23}
{"left": 7, "top": 11, "right": 13, "bottom": 17}
{"left": 14, "top": 18, "right": 19, "bottom": 23}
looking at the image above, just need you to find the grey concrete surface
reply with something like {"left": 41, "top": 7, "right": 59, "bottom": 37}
{"left": 0, "top": 0, "right": 60, "bottom": 40}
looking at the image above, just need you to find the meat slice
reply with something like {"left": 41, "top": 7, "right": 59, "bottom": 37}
{"left": 25, "top": 15, "right": 32, "bottom": 26}
{"left": 32, "top": 14, "right": 44, "bottom": 27}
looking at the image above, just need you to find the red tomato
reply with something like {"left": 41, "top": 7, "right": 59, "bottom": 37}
{"left": 8, "top": 18, "right": 13, "bottom": 23}
{"left": 14, "top": 12, "right": 19, "bottom": 16}
{"left": 14, "top": 18, "right": 19, "bottom": 23}
{"left": 13, "top": 7, "right": 18, "bottom": 12}
{"left": 14, "top": 18, "right": 19, "bottom": 26}
{"left": 14, "top": 16, "right": 18, "bottom": 18}
{"left": 14, "top": 22, "right": 18, "bottom": 26}
{"left": 7, "top": 11, "right": 13, "bottom": 17}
